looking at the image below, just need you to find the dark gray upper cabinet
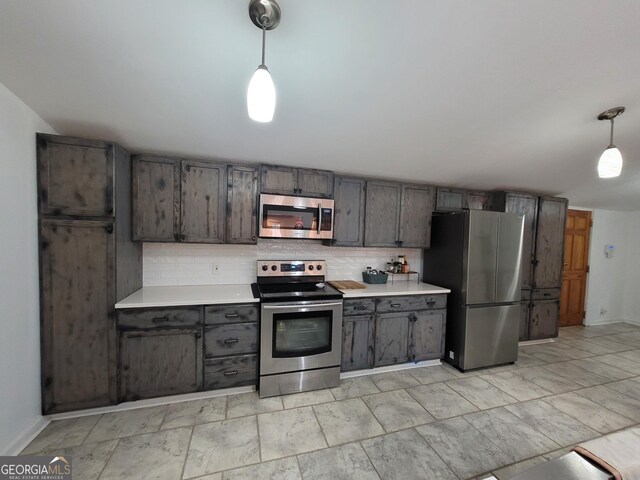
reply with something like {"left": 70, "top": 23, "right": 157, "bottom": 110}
{"left": 364, "top": 181, "right": 401, "bottom": 247}
{"left": 37, "top": 134, "right": 115, "bottom": 217}
{"left": 260, "top": 164, "right": 333, "bottom": 198}
{"left": 465, "top": 191, "right": 492, "bottom": 210}
{"left": 132, "top": 155, "right": 180, "bottom": 242}
{"left": 374, "top": 312, "right": 410, "bottom": 367}
{"left": 533, "top": 196, "right": 568, "bottom": 289}
{"left": 410, "top": 309, "right": 446, "bottom": 361}
{"left": 399, "top": 184, "right": 435, "bottom": 248}
{"left": 180, "top": 160, "right": 226, "bottom": 243}
{"left": 330, "top": 176, "right": 366, "bottom": 247}
{"left": 435, "top": 187, "right": 465, "bottom": 212}
{"left": 342, "top": 315, "right": 374, "bottom": 372}
{"left": 226, "top": 165, "right": 258, "bottom": 244}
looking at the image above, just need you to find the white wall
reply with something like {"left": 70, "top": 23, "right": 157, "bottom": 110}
{"left": 623, "top": 211, "right": 640, "bottom": 323}
{"left": 144, "top": 240, "right": 423, "bottom": 286}
{"left": 0, "top": 83, "right": 56, "bottom": 454}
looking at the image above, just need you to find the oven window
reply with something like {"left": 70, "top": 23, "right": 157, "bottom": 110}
{"left": 272, "top": 311, "right": 332, "bottom": 358}
{"left": 262, "top": 204, "right": 319, "bottom": 231}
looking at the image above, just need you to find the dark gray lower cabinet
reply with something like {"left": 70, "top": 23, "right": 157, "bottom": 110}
{"left": 341, "top": 315, "right": 374, "bottom": 371}
{"left": 410, "top": 309, "right": 446, "bottom": 361}
{"left": 374, "top": 312, "right": 411, "bottom": 367}
{"left": 119, "top": 328, "right": 203, "bottom": 401}
{"left": 520, "top": 302, "right": 531, "bottom": 342}
{"left": 204, "top": 355, "right": 257, "bottom": 390}
{"left": 529, "top": 300, "right": 560, "bottom": 340}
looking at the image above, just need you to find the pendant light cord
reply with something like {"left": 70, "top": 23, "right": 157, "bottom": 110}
{"left": 261, "top": 25, "right": 266, "bottom": 66}
{"left": 609, "top": 119, "right": 615, "bottom": 147}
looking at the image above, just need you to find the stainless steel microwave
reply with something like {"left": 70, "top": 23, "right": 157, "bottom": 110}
{"left": 259, "top": 194, "right": 334, "bottom": 240}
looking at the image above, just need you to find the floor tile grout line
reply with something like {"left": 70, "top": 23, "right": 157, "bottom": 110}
{"left": 95, "top": 438, "right": 120, "bottom": 480}
{"left": 179, "top": 425, "right": 195, "bottom": 480}
{"left": 310, "top": 404, "right": 331, "bottom": 449}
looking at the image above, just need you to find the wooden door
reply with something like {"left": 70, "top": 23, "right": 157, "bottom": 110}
{"left": 226, "top": 165, "right": 258, "bottom": 244}
{"left": 297, "top": 168, "right": 334, "bottom": 198}
{"left": 560, "top": 210, "right": 592, "bottom": 327}
{"left": 374, "top": 312, "right": 410, "bottom": 366}
{"left": 260, "top": 165, "right": 297, "bottom": 195}
{"left": 181, "top": 160, "right": 226, "bottom": 243}
{"left": 40, "top": 219, "right": 116, "bottom": 413}
{"left": 410, "top": 309, "right": 446, "bottom": 361}
{"left": 529, "top": 299, "right": 560, "bottom": 340}
{"left": 332, "top": 176, "right": 366, "bottom": 246}
{"left": 132, "top": 155, "right": 180, "bottom": 242}
{"left": 364, "top": 181, "right": 401, "bottom": 247}
{"left": 342, "top": 315, "right": 374, "bottom": 371}
{"left": 435, "top": 187, "right": 465, "bottom": 212}
{"left": 502, "top": 193, "right": 538, "bottom": 291}
{"left": 37, "top": 134, "right": 114, "bottom": 217}
{"left": 119, "top": 328, "right": 203, "bottom": 401}
{"left": 399, "top": 184, "right": 435, "bottom": 248}
{"left": 533, "top": 196, "right": 568, "bottom": 289}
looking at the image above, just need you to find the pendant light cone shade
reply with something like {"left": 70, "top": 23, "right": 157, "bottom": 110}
{"left": 247, "top": 65, "right": 275, "bottom": 122}
{"left": 598, "top": 146, "right": 623, "bottom": 178}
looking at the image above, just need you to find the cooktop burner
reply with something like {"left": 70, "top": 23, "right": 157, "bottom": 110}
{"left": 254, "top": 260, "right": 343, "bottom": 302}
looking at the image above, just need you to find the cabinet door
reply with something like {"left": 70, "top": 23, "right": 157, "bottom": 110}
{"left": 132, "top": 155, "right": 180, "bottom": 242}
{"left": 119, "top": 328, "right": 203, "bottom": 401}
{"left": 37, "top": 134, "right": 114, "bottom": 217}
{"left": 40, "top": 219, "right": 116, "bottom": 413}
{"left": 181, "top": 160, "right": 226, "bottom": 243}
{"left": 520, "top": 302, "right": 530, "bottom": 342}
{"left": 260, "top": 165, "right": 297, "bottom": 195}
{"left": 332, "top": 177, "right": 365, "bottom": 246}
{"left": 226, "top": 165, "right": 258, "bottom": 244}
{"left": 342, "top": 315, "right": 374, "bottom": 372}
{"left": 533, "top": 197, "right": 568, "bottom": 289}
{"left": 410, "top": 309, "right": 446, "bottom": 361}
{"left": 364, "top": 181, "right": 401, "bottom": 247}
{"left": 529, "top": 300, "right": 559, "bottom": 340}
{"left": 374, "top": 313, "right": 410, "bottom": 367}
{"left": 399, "top": 184, "right": 435, "bottom": 248}
{"left": 503, "top": 193, "right": 538, "bottom": 290}
{"left": 297, "top": 168, "right": 334, "bottom": 198}
{"left": 435, "top": 188, "right": 465, "bottom": 212}
{"left": 465, "top": 191, "right": 491, "bottom": 210}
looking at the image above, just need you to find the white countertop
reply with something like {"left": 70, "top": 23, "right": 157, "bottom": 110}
{"left": 115, "top": 285, "right": 258, "bottom": 309}
{"left": 337, "top": 282, "right": 450, "bottom": 298}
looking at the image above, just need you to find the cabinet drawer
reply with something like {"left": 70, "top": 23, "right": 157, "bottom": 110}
{"left": 376, "top": 294, "right": 446, "bottom": 313}
{"left": 522, "top": 288, "right": 532, "bottom": 301}
{"left": 343, "top": 298, "right": 376, "bottom": 316}
{"left": 204, "top": 354, "right": 257, "bottom": 390}
{"left": 118, "top": 307, "right": 202, "bottom": 329}
{"left": 205, "top": 322, "right": 257, "bottom": 357}
{"left": 205, "top": 304, "right": 259, "bottom": 325}
{"left": 532, "top": 288, "right": 561, "bottom": 300}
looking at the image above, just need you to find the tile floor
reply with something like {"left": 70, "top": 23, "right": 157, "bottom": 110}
{"left": 22, "top": 322, "right": 640, "bottom": 480}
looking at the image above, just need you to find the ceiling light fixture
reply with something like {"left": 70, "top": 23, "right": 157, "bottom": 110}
{"left": 247, "top": 0, "right": 280, "bottom": 123}
{"left": 596, "top": 106, "right": 625, "bottom": 178}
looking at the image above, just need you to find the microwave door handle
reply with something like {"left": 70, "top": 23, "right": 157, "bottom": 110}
{"left": 317, "top": 204, "right": 322, "bottom": 234}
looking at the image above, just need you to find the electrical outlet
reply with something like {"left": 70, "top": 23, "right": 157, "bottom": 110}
{"left": 600, "top": 307, "right": 607, "bottom": 316}
{"left": 212, "top": 264, "right": 222, "bottom": 274}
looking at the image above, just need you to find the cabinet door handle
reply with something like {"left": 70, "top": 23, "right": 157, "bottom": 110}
{"left": 224, "top": 338, "right": 239, "bottom": 344}
{"left": 104, "top": 225, "right": 114, "bottom": 234}
{"left": 390, "top": 303, "right": 401, "bottom": 308}
{"left": 225, "top": 313, "right": 240, "bottom": 319}
{"left": 224, "top": 370, "right": 239, "bottom": 376}
{"left": 180, "top": 234, "right": 186, "bottom": 241}
{"left": 426, "top": 301, "right": 436, "bottom": 307}
{"left": 152, "top": 316, "right": 170, "bottom": 323}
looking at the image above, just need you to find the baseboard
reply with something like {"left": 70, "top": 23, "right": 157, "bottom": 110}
{"left": 622, "top": 319, "right": 640, "bottom": 326}
{"left": 583, "top": 318, "right": 629, "bottom": 326}
{"left": 519, "top": 338, "right": 555, "bottom": 346}
{"left": 340, "top": 359, "right": 441, "bottom": 379}
{"left": 2, "top": 416, "right": 49, "bottom": 456}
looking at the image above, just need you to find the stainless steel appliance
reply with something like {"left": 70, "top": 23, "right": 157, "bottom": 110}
{"left": 423, "top": 210, "right": 524, "bottom": 371}
{"left": 259, "top": 194, "right": 334, "bottom": 240}
{"left": 255, "top": 260, "right": 343, "bottom": 397}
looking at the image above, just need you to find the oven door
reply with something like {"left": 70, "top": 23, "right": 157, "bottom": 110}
{"left": 259, "top": 194, "right": 334, "bottom": 240}
{"left": 260, "top": 300, "right": 343, "bottom": 375}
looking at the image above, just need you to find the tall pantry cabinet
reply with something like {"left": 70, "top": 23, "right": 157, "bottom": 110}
{"left": 37, "top": 134, "right": 142, "bottom": 414}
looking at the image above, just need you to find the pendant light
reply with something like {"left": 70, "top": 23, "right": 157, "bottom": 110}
{"left": 247, "top": 0, "right": 280, "bottom": 123}
{"left": 596, "top": 106, "right": 625, "bottom": 178}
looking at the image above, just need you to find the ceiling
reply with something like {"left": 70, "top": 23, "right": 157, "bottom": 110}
{"left": 1, "top": 1, "right": 639, "bottom": 210}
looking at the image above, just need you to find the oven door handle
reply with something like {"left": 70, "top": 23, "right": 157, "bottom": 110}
{"left": 262, "top": 302, "right": 343, "bottom": 310}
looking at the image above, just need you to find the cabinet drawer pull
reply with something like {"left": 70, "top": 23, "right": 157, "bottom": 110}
{"left": 543, "top": 293, "right": 551, "bottom": 297}
{"left": 426, "top": 301, "right": 436, "bottom": 306}
{"left": 224, "top": 370, "right": 239, "bottom": 376}
{"left": 152, "top": 316, "right": 170, "bottom": 323}
{"left": 224, "top": 338, "right": 239, "bottom": 344}
{"left": 225, "top": 313, "right": 240, "bottom": 318}
{"left": 390, "top": 303, "right": 401, "bottom": 308}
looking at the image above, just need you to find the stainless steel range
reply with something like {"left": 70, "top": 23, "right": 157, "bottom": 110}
{"left": 255, "top": 260, "right": 343, "bottom": 398}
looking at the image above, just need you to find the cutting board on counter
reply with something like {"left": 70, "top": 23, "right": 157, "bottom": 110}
{"left": 328, "top": 280, "right": 367, "bottom": 290}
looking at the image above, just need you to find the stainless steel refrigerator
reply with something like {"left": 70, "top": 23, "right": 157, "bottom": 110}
{"left": 423, "top": 210, "right": 524, "bottom": 371}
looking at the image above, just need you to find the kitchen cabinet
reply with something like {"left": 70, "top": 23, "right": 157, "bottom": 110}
{"left": 410, "top": 309, "right": 446, "bottom": 361}
{"left": 520, "top": 302, "right": 530, "bottom": 342}
{"left": 133, "top": 155, "right": 226, "bottom": 243}
{"left": 374, "top": 312, "right": 411, "bottom": 367}
{"left": 365, "top": 181, "right": 434, "bottom": 248}
{"left": 533, "top": 196, "right": 568, "bottom": 289}
{"left": 342, "top": 315, "right": 374, "bottom": 371}
{"left": 37, "top": 134, "right": 142, "bottom": 414}
{"left": 529, "top": 299, "right": 560, "bottom": 340}
{"left": 260, "top": 164, "right": 334, "bottom": 198}
{"left": 435, "top": 188, "right": 465, "bottom": 212}
{"left": 226, "top": 165, "right": 258, "bottom": 244}
{"left": 329, "top": 176, "right": 366, "bottom": 247}
{"left": 465, "top": 191, "right": 492, "bottom": 210}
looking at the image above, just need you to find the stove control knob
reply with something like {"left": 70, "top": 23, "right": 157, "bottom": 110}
{"left": 316, "top": 264, "right": 323, "bottom": 271}
{"left": 308, "top": 265, "right": 314, "bottom": 271}
{"left": 261, "top": 265, "right": 268, "bottom": 271}
{"left": 271, "top": 265, "right": 278, "bottom": 271}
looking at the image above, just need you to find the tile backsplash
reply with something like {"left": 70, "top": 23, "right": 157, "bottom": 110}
{"left": 143, "top": 240, "right": 423, "bottom": 286}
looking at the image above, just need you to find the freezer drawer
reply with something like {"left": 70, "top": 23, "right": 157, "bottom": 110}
{"left": 461, "top": 304, "right": 519, "bottom": 370}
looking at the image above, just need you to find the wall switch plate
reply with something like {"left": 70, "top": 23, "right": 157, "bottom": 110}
{"left": 449, "top": 351, "right": 455, "bottom": 359}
